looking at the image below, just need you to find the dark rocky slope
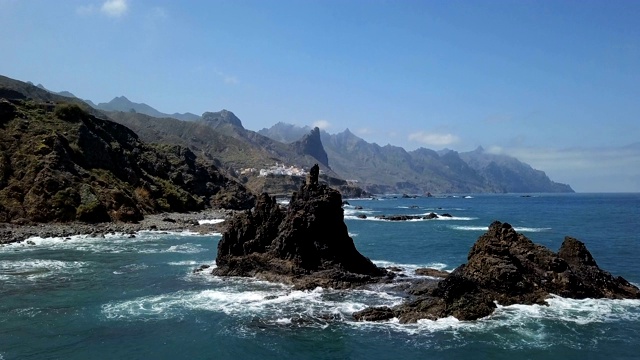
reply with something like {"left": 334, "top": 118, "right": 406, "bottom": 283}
{"left": 212, "top": 165, "right": 387, "bottom": 289}
{"left": 290, "top": 127, "right": 329, "bottom": 168}
{"left": 0, "top": 96, "right": 254, "bottom": 224}
{"left": 354, "top": 221, "right": 640, "bottom": 322}
{"left": 106, "top": 111, "right": 368, "bottom": 197}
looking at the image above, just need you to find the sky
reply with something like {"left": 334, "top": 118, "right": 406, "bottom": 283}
{"left": 1, "top": 0, "right": 639, "bottom": 192}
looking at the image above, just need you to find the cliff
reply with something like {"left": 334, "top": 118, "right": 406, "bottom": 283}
{"left": 0, "top": 95, "right": 254, "bottom": 223}
{"left": 290, "top": 127, "right": 330, "bottom": 168}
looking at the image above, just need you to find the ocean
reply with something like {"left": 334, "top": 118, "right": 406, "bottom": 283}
{"left": 1, "top": 193, "right": 639, "bottom": 359}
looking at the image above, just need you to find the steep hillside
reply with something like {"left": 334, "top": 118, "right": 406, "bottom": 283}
{"left": 106, "top": 111, "right": 357, "bottom": 197}
{"left": 107, "top": 111, "right": 331, "bottom": 174}
{"left": 320, "top": 130, "right": 494, "bottom": 193}
{"left": 0, "top": 80, "right": 254, "bottom": 223}
{"left": 290, "top": 127, "right": 329, "bottom": 168}
{"left": 459, "top": 147, "right": 574, "bottom": 193}
{"left": 260, "top": 123, "right": 574, "bottom": 194}
{"left": 195, "top": 110, "right": 335, "bottom": 174}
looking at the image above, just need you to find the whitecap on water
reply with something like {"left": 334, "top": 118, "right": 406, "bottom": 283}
{"left": 450, "top": 225, "right": 551, "bottom": 232}
{"left": 168, "top": 260, "right": 199, "bottom": 266}
{"left": 344, "top": 213, "right": 476, "bottom": 222}
{"left": 0, "top": 231, "right": 221, "bottom": 254}
{"left": 0, "top": 258, "right": 88, "bottom": 281}
{"left": 348, "top": 295, "right": 640, "bottom": 343}
{"left": 101, "top": 279, "right": 404, "bottom": 325}
{"left": 426, "top": 215, "right": 477, "bottom": 221}
{"left": 343, "top": 208, "right": 379, "bottom": 216}
{"left": 138, "top": 243, "right": 206, "bottom": 254}
{"left": 197, "top": 219, "right": 225, "bottom": 225}
{"left": 372, "top": 260, "right": 451, "bottom": 278}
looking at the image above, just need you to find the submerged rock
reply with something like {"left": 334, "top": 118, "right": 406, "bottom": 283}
{"left": 414, "top": 268, "right": 449, "bottom": 278}
{"left": 354, "top": 221, "right": 640, "bottom": 322}
{"left": 213, "top": 165, "right": 388, "bottom": 289}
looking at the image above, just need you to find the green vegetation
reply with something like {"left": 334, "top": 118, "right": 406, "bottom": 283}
{"left": 0, "top": 77, "right": 255, "bottom": 223}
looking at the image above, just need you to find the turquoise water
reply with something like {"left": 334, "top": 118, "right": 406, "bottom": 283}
{"left": 1, "top": 193, "right": 639, "bottom": 359}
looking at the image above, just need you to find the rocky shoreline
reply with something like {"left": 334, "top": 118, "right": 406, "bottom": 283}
{"left": 211, "top": 164, "right": 390, "bottom": 289}
{"left": 209, "top": 166, "right": 640, "bottom": 322}
{"left": 0, "top": 208, "right": 233, "bottom": 244}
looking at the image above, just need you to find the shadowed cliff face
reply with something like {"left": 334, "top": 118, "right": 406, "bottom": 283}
{"left": 0, "top": 98, "right": 254, "bottom": 223}
{"left": 291, "top": 127, "right": 330, "bottom": 169}
{"left": 354, "top": 221, "right": 640, "bottom": 322}
{"left": 213, "top": 165, "right": 386, "bottom": 289}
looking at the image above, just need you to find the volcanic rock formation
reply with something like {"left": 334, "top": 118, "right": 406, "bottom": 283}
{"left": 354, "top": 221, "right": 640, "bottom": 322}
{"left": 291, "top": 127, "right": 330, "bottom": 168}
{"left": 213, "top": 164, "right": 387, "bottom": 289}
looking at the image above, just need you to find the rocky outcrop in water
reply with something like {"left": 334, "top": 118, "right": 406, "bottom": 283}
{"left": 354, "top": 221, "right": 640, "bottom": 322}
{"left": 213, "top": 165, "right": 387, "bottom": 289}
{"left": 373, "top": 212, "right": 447, "bottom": 221}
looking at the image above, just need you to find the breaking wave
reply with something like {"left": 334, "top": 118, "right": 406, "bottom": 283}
{"left": 0, "top": 231, "right": 221, "bottom": 254}
{"left": 450, "top": 225, "right": 552, "bottom": 232}
{"left": 0, "top": 258, "right": 88, "bottom": 282}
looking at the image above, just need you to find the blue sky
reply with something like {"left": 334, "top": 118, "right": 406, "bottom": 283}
{"left": 1, "top": 0, "right": 639, "bottom": 192}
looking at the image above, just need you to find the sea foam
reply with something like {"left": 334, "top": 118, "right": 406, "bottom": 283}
{"left": 0, "top": 258, "right": 88, "bottom": 282}
{"left": 450, "top": 225, "right": 551, "bottom": 232}
{"left": 198, "top": 219, "right": 225, "bottom": 225}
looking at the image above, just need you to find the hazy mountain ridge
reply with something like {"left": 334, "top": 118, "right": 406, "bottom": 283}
{"left": 459, "top": 147, "right": 573, "bottom": 193}
{"left": 260, "top": 123, "right": 574, "bottom": 194}
{"left": 258, "top": 122, "right": 311, "bottom": 143}
{"left": 32, "top": 82, "right": 201, "bottom": 122}
{"left": 9, "top": 75, "right": 573, "bottom": 194}
{"left": 93, "top": 96, "right": 201, "bottom": 122}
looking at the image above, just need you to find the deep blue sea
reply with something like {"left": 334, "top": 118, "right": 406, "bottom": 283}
{"left": 1, "top": 193, "right": 639, "bottom": 359}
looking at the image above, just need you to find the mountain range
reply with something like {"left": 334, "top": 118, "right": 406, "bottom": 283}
{"left": 258, "top": 123, "right": 573, "bottom": 194}
{"left": 11, "top": 75, "right": 573, "bottom": 195}
{"left": 32, "top": 83, "right": 200, "bottom": 122}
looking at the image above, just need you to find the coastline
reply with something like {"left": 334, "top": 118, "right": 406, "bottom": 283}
{"left": 0, "top": 209, "right": 234, "bottom": 245}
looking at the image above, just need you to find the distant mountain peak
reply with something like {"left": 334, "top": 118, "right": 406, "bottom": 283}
{"left": 90, "top": 95, "right": 200, "bottom": 121}
{"left": 201, "top": 109, "right": 244, "bottom": 129}
{"left": 291, "top": 126, "right": 330, "bottom": 168}
{"left": 258, "top": 122, "right": 311, "bottom": 143}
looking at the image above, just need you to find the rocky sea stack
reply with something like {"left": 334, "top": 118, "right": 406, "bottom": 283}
{"left": 212, "top": 164, "right": 387, "bottom": 289}
{"left": 354, "top": 221, "right": 640, "bottom": 322}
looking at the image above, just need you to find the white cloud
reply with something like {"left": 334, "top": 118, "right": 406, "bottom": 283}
{"left": 356, "top": 127, "right": 373, "bottom": 135}
{"left": 408, "top": 131, "right": 460, "bottom": 147}
{"left": 101, "top": 0, "right": 128, "bottom": 17}
{"left": 312, "top": 120, "right": 331, "bottom": 130}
